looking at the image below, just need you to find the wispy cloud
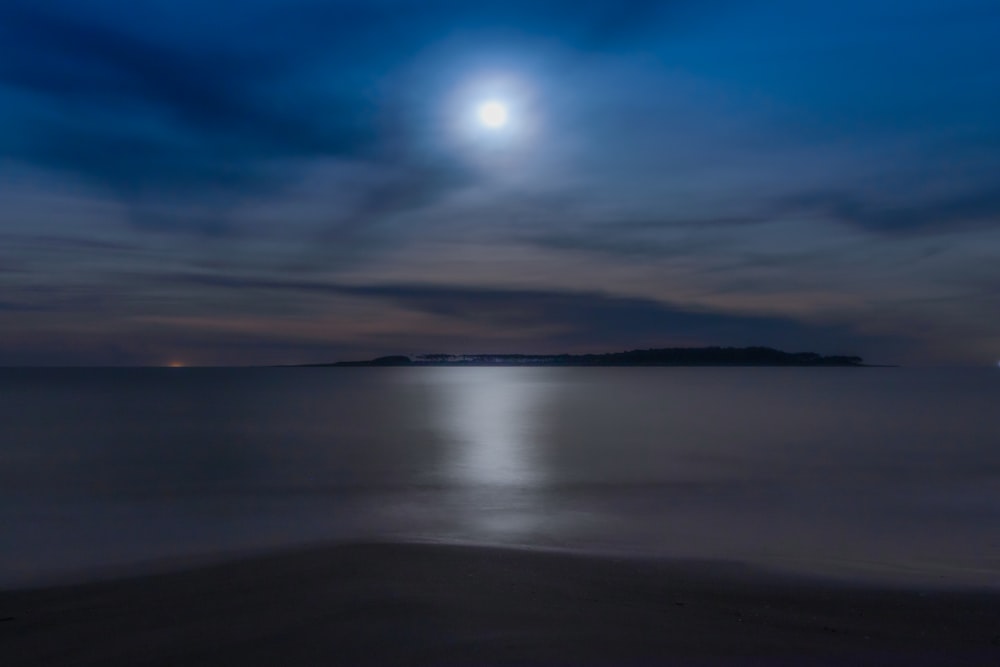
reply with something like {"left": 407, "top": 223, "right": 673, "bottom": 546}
{"left": 784, "top": 189, "right": 1000, "bottom": 234}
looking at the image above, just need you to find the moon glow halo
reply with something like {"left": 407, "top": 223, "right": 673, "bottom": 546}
{"left": 477, "top": 101, "right": 509, "bottom": 129}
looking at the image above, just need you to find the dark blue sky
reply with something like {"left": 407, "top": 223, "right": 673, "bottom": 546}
{"left": 1, "top": 0, "right": 998, "bottom": 365}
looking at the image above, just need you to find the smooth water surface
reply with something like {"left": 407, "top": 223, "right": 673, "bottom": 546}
{"left": 1, "top": 367, "right": 998, "bottom": 588}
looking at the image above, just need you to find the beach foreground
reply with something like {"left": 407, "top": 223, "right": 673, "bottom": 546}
{"left": 1, "top": 543, "right": 998, "bottom": 666}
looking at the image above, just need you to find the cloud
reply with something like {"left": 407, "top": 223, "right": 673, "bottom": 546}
{"left": 0, "top": 2, "right": 427, "bottom": 236}
{"left": 163, "top": 274, "right": 880, "bottom": 356}
{"left": 0, "top": 301, "right": 45, "bottom": 312}
{"left": 0, "top": 1, "right": 718, "bottom": 235}
{"left": 521, "top": 216, "right": 765, "bottom": 260}
{"left": 0, "top": 2, "right": 375, "bottom": 198}
{"left": 574, "top": 0, "right": 718, "bottom": 51}
{"left": 784, "top": 189, "right": 1000, "bottom": 234}
{"left": 349, "top": 284, "right": 876, "bottom": 353}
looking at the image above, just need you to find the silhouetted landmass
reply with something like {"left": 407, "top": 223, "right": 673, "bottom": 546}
{"left": 308, "top": 347, "right": 869, "bottom": 367}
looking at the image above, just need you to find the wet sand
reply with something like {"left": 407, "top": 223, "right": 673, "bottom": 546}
{"left": 2, "top": 542, "right": 998, "bottom": 666}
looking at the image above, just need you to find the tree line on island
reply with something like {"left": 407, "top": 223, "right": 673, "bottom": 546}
{"left": 303, "top": 347, "right": 869, "bottom": 367}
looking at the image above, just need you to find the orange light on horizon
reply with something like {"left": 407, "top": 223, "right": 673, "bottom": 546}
{"left": 167, "top": 361, "right": 186, "bottom": 368}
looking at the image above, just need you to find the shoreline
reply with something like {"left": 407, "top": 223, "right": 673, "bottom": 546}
{"left": 5, "top": 536, "right": 998, "bottom": 594}
{"left": 3, "top": 541, "right": 998, "bottom": 666}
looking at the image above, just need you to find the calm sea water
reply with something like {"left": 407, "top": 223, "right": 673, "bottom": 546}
{"left": 1, "top": 367, "right": 998, "bottom": 588}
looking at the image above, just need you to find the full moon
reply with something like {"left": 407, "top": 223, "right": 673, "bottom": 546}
{"left": 477, "top": 101, "right": 509, "bottom": 129}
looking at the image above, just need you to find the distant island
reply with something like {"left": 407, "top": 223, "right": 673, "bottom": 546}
{"left": 301, "top": 347, "right": 869, "bottom": 367}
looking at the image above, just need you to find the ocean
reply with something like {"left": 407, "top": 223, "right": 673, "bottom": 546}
{"left": 1, "top": 366, "right": 998, "bottom": 589}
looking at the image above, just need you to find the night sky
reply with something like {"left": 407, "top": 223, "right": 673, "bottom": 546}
{"left": 1, "top": 0, "right": 998, "bottom": 366}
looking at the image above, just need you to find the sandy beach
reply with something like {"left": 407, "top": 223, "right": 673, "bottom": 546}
{"left": 2, "top": 542, "right": 998, "bottom": 666}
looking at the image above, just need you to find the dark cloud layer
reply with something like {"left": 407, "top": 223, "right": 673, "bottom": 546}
{"left": 0, "top": 2, "right": 375, "bottom": 205}
{"left": 347, "top": 283, "right": 874, "bottom": 354}
{"left": 161, "top": 274, "right": 880, "bottom": 355}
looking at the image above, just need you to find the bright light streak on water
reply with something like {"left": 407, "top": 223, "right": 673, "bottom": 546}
{"left": 415, "top": 367, "right": 556, "bottom": 541}
{"left": 429, "top": 367, "right": 547, "bottom": 487}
